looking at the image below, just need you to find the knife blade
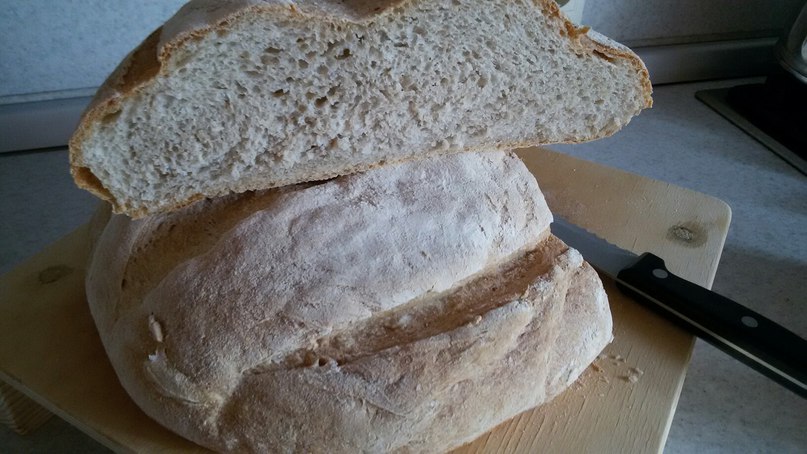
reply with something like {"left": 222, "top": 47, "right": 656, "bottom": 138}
{"left": 551, "top": 217, "right": 807, "bottom": 398}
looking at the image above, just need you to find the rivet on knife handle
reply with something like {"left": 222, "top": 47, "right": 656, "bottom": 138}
{"left": 615, "top": 253, "right": 807, "bottom": 399}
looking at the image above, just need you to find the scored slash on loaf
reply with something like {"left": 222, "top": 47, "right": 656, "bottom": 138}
{"left": 69, "top": 0, "right": 651, "bottom": 218}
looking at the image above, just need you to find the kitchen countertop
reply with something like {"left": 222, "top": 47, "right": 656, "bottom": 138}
{"left": 1, "top": 78, "right": 805, "bottom": 453}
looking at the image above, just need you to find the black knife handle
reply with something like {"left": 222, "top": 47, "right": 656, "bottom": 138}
{"left": 616, "top": 253, "right": 807, "bottom": 399}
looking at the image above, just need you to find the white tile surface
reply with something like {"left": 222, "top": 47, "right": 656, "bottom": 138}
{"left": 1, "top": 79, "right": 806, "bottom": 452}
{"left": 0, "top": 148, "right": 97, "bottom": 275}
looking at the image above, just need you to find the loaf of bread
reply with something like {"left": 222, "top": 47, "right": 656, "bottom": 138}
{"left": 69, "top": 0, "right": 651, "bottom": 217}
{"left": 86, "top": 150, "right": 612, "bottom": 453}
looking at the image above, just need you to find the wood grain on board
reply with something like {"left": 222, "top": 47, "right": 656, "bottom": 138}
{"left": 0, "top": 147, "right": 731, "bottom": 453}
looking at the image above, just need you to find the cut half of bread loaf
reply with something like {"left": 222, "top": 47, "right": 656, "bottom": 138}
{"left": 70, "top": 0, "right": 652, "bottom": 217}
{"left": 86, "top": 150, "right": 612, "bottom": 452}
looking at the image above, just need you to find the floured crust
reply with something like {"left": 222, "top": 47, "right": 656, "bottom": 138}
{"left": 85, "top": 151, "right": 612, "bottom": 452}
{"left": 69, "top": 0, "right": 652, "bottom": 218}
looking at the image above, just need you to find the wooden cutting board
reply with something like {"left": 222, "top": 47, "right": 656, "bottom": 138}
{"left": 0, "top": 147, "right": 731, "bottom": 453}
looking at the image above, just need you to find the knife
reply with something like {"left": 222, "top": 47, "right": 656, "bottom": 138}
{"left": 551, "top": 217, "right": 807, "bottom": 398}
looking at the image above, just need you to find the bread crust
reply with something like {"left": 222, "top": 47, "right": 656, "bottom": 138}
{"left": 69, "top": 0, "right": 652, "bottom": 218}
{"left": 85, "top": 151, "right": 612, "bottom": 452}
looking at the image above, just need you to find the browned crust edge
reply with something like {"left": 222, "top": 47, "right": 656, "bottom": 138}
{"left": 68, "top": 0, "right": 653, "bottom": 218}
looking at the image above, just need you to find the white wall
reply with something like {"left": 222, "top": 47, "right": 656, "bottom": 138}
{"left": 0, "top": 0, "right": 185, "bottom": 102}
{"left": 583, "top": 0, "right": 805, "bottom": 47}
